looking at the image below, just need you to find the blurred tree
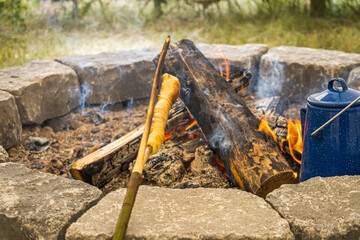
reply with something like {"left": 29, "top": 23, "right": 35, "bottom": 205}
{"left": 0, "top": 0, "right": 26, "bottom": 28}
{"left": 71, "top": 0, "right": 104, "bottom": 19}
{"left": 310, "top": 0, "right": 327, "bottom": 16}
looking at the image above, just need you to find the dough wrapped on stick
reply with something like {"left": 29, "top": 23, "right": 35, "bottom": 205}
{"left": 147, "top": 73, "right": 181, "bottom": 154}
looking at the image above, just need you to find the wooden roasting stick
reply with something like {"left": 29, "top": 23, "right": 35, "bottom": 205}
{"left": 113, "top": 74, "right": 180, "bottom": 239}
{"left": 113, "top": 38, "right": 181, "bottom": 239}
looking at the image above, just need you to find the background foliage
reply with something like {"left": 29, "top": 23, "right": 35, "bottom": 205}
{"left": 1, "top": 0, "right": 360, "bottom": 69}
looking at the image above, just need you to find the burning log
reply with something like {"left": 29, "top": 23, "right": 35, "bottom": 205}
{"left": 160, "top": 39, "right": 296, "bottom": 197}
{"left": 70, "top": 66, "right": 249, "bottom": 187}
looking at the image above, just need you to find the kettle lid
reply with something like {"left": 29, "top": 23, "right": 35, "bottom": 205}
{"left": 307, "top": 78, "right": 360, "bottom": 108}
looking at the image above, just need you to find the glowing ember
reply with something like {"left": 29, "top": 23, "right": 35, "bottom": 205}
{"left": 286, "top": 119, "right": 303, "bottom": 164}
{"left": 257, "top": 116, "right": 277, "bottom": 142}
{"left": 164, "top": 128, "right": 177, "bottom": 141}
{"left": 214, "top": 154, "right": 226, "bottom": 174}
{"left": 164, "top": 118, "right": 198, "bottom": 141}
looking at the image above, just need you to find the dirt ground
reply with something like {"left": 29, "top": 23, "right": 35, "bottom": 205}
{"left": 7, "top": 100, "right": 148, "bottom": 179}
{"left": 7, "top": 98, "right": 231, "bottom": 193}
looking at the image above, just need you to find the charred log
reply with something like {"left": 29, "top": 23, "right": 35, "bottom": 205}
{"left": 159, "top": 39, "right": 296, "bottom": 197}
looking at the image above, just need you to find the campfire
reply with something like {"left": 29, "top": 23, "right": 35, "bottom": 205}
{"left": 66, "top": 39, "right": 304, "bottom": 199}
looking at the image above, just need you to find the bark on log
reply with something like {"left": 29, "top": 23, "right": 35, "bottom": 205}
{"left": 70, "top": 125, "right": 143, "bottom": 187}
{"left": 161, "top": 39, "right": 296, "bottom": 197}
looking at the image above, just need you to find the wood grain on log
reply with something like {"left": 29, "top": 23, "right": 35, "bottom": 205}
{"left": 70, "top": 125, "right": 143, "bottom": 187}
{"left": 161, "top": 39, "right": 296, "bottom": 197}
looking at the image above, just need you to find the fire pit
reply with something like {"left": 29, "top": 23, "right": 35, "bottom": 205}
{"left": 0, "top": 39, "right": 359, "bottom": 240}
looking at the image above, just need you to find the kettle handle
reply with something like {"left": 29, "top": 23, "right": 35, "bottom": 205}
{"left": 328, "top": 78, "right": 348, "bottom": 91}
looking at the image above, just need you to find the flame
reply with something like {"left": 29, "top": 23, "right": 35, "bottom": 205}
{"left": 280, "top": 139, "right": 286, "bottom": 153}
{"left": 286, "top": 119, "right": 303, "bottom": 164}
{"left": 257, "top": 116, "right": 277, "bottom": 142}
{"left": 164, "top": 118, "right": 198, "bottom": 141}
{"left": 217, "top": 56, "right": 230, "bottom": 81}
{"left": 257, "top": 116, "right": 303, "bottom": 165}
{"left": 215, "top": 154, "right": 231, "bottom": 178}
{"left": 214, "top": 154, "right": 225, "bottom": 168}
{"left": 164, "top": 128, "right": 176, "bottom": 141}
{"left": 181, "top": 119, "right": 197, "bottom": 134}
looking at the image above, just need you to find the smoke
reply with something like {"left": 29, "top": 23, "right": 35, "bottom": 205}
{"left": 208, "top": 124, "right": 232, "bottom": 157}
{"left": 99, "top": 102, "right": 115, "bottom": 113}
{"left": 256, "top": 55, "right": 285, "bottom": 99}
{"left": 121, "top": 98, "right": 134, "bottom": 115}
{"left": 80, "top": 84, "right": 93, "bottom": 113}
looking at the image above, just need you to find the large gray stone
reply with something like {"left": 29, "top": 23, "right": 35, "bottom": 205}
{"left": 66, "top": 186, "right": 294, "bottom": 240}
{"left": 197, "top": 43, "right": 268, "bottom": 86}
{"left": 0, "top": 91, "right": 21, "bottom": 149}
{"left": 0, "top": 60, "right": 81, "bottom": 124}
{"left": 56, "top": 48, "right": 158, "bottom": 105}
{"left": 0, "top": 145, "right": 9, "bottom": 163}
{"left": 348, "top": 66, "right": 360, "bottom": 90}
{"left": 258, "top": 46, "right": 360, "bottom": 101}
{"left": 266, "top": 176, "right": 360, "bottom": 240}
{"left": 0, "top": 162, "right": 102, "bottom": 240}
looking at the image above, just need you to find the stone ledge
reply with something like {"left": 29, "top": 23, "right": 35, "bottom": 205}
{"left": 0, "top": 145, "right": 9, "bottom": 163}
{"left": 56, "top": 48, "right": 159, "bottom": 105}
{"left": 66, "top": 186, "right": 294, "bottom": 240}
{"left": 0, "top": 60, "right": 81, "bottom": 124}
{"left": 266, "top": 175, "right": 360, "bottom": 240}
{"left": 258, "top": 46, "right": 360, "bottom": 101}
{"left": 197, "top": 43, "right": 268, "bottom": 88}
{"left": 0, "top": 162, "right": 102, "bottom": 240}
{"left": 348, "top": 66, "right": 360, "bottom": 90}
{"left": 0, "top": 90, "right": 21, "bottom": 149}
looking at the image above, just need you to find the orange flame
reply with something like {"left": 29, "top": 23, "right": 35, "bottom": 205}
{"left": 257, "top": 116, "right": 277, "bottom": 142}
{"left": 218, "top": 56, "right": 230, "bottom": 81}
{"left": 164, "top": 128, "right": 176, "bottom": 141}
{"left": 286, "top": 119, "right": 303, "bottom": 164}
{"left": 181, "top": 119, "right": 197, "bottom": 134}
{"left": 257, "top": 116, "right": 303, "bottom": 167}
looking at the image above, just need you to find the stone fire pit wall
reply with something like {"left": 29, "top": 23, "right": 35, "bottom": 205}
{"left": 0, "top": 43, "right": 359, "bottom": 239}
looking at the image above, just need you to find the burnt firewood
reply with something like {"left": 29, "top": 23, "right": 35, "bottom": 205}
{"left": 158, "top": 39, "right": 296, "bottom": 197}
{"left": 70, "top": 101, "right": 191, "bottom": 188}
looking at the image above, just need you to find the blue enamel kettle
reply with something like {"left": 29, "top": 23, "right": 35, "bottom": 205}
{"left": 300, "top": 78, "right": 360, "bottom": 182}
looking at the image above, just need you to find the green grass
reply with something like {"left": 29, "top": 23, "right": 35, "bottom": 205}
{"left": 1, "top": 0, "right": 360, "bottom": 70}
